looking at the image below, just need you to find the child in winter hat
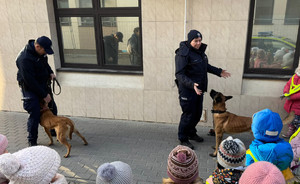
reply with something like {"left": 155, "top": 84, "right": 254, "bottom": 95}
{"left": 0, "top": 134, "right": 8, "bottom": 184}
{"left": 206, "top": 136, "right": 246, "bottom": 184}
{"left": 163, "top": 145, "right": 203, "bottom": 184}
{"left": 239, "top": 161, "right": 285, "bottom": 184}
{"left": 0, "top": 145, "right": 67, "bottom": 184}
{"left": 246, "top": 109, "right": 294, "bottom": 181}
{"left": 96, "top": 161, "right": 133, "bottom": 184}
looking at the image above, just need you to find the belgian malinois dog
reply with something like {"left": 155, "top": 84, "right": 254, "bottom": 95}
{"left": 40, "top": 106, "right": 88, "bottom": 158}
{"left": 209, "top": 89, "right": 252, "bottom": 157}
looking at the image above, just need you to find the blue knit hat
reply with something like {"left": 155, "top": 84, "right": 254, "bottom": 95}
{"left": 187, "top": 30, "right": 202, "bottom": 44}
{"left": 252, "top": 109, "right": 283, "bottom": 142}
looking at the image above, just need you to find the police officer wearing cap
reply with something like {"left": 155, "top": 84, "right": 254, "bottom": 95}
{"left": 16, "top": 36, "right": 57, "bottom": 147}
{"left": 103, "top": 32, "right": 123, "bottom": 65}
{"left": 175, "top": 30, "right": 231, "bottom": 149}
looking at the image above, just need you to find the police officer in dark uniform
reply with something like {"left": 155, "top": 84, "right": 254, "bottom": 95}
{"left": 103, "top": 32, "right": 123, "bottom": 65}
{"left": 175, "top": 30, "right": 231, "bottom": 149}
{"left": 16, "top": 36, "right": 57, "bottom": 147}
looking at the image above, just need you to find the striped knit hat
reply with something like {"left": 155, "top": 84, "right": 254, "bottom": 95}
{"left": 217, "top": 136, "right": 246, "bottom": 169}
{"left": 167, "top": 145, "right": 199, "bottom": 184}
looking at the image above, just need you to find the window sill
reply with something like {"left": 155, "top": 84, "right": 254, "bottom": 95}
{"left": 243, "top": 73, "right": 292, "bottom": 80}
{"left": 57, "top": 67, "right": 143, "bottom": 75}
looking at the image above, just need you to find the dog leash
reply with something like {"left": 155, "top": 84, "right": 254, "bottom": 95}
{"left": 52, "top": 78, "right": 61, "bottom": 95}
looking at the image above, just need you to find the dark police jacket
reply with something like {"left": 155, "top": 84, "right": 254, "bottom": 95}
{"left": 175, "top": 41, "right": 222, "bottom": 92}
{"left": 103, "top": 34, "right": 118, "bottom": 63}
{"left": 16, "top": 40, "right": 53, "bottom": 99}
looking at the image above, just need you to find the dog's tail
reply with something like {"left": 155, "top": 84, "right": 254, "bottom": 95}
{"left": 282, "top": 111, "right": 295, "bottom": 125}
{"left": 65, "top": 118, "right": 75, "bottom": 140}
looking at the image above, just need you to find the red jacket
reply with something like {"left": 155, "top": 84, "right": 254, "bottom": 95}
{"left": 284, "top": 74, "right": 300, "bottom": 115}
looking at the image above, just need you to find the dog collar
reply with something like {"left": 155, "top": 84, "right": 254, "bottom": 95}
{"left": 211, "top": 110, "right": 226, "bottom": 114}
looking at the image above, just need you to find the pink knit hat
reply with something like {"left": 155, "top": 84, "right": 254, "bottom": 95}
{"left": 167, "top": 145, "right": 199, "bottom": 184}
{"left": 0, "top": 134, "right": 8, "bottom": 154}
{"left": 239, "top": 161, "right": 285, "bottom": 184}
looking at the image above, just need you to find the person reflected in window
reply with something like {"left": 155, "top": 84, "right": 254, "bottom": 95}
{"left": 254, "top": 49, "right": 280, "bottom": 68}
{"left": 127, "top": 27, "right": 141, "bottom": 66}
{"left": 103, "top": 32, "right": 123, "bottom": 65}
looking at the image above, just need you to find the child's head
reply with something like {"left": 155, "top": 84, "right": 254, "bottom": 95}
{"left": 166, "top": 145, "right": 199, "bottom": 184}
{"left": 217, "top": 136, "right": 246, "bottom": 169}
{"left": 0, "top": 145, "right": 61, "bottom": 184}
{"left": 252, "top": 109, "right": 283, "bottom": 142}
{"left": 239, "top": 161, "right": 285, "bottom": 184}
{"left": 0, "top": 134, "right": 8, "bottom": 154}
{"left": 96, "top": 161, "right": 133, "bottom": 184}
{"left": 257, "top": 49, "right": 266, "bottom": 59}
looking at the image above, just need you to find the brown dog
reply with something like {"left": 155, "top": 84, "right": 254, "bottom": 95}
{"left": 40, "top": 108, "right": 88, "bottom": 158}
{"left": 209, "top": 89, "right": 252, "bottom": 157}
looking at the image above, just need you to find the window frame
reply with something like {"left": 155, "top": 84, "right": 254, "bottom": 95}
{"left": 243, "top": 0, "right": 300, "bottom": 80}
{"left": 284, "top": 0, "right": 300, "bottom": 25}
{"left": 53, "top": 0, "right": 143, "bottom": 74}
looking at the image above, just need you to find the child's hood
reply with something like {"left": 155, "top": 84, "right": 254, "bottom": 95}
{"left": 252, "top": 109, "right": 283, "bottom": 142}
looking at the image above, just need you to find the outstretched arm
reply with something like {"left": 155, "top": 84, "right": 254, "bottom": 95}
{"left": 221, "top": 70, "right": 231, "bottom": 78}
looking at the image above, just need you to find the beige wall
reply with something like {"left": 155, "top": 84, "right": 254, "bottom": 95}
{"left": 0, "top": 0, "right": 289, "bottom": 126}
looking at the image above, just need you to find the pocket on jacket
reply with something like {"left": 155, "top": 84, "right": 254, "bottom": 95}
{"left": 179, "top": 96, "right": 192, "bottom": 113}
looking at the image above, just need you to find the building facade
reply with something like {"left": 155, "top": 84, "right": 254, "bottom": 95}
{"left": 0, "top": 0, "right": 299, "bottom": 126}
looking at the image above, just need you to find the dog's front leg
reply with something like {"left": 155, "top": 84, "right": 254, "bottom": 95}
{"left": 44, "top": 127, "right": 54, "bottom": 146}
{"left": 210, "top": 129, "right": 223, "bottom": 157}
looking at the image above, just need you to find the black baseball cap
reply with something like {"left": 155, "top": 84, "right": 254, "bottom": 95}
{"left": 36, "top": 36, "right": 54, "bottom": 55}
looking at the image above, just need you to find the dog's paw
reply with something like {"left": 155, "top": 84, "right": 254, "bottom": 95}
{"left": 64, "top": 154, "right": 70, "bottom": 158}
{"left": 209, "top": 153, "right": 217, "bottom": 157}
{"left": 48, "top": 142, "right": 54, "bottom": 146}
{"left": 211, "top": 146, "right": 216, "bottom": 150}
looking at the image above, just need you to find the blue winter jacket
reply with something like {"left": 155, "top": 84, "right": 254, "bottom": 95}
{"left": 246, "top": 139, "right": 293, "bottom": 171}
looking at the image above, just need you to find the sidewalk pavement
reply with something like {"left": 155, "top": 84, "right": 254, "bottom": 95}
{"left": 0, "top": 111, "right": 256, "bottom": 184}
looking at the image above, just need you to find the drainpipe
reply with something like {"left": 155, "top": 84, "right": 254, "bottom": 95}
{"left": 184, "top": 0, "right": 187, "bottom": 40}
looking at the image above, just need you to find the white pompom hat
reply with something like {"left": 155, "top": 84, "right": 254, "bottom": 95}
{"left": 0, "top": 146, "right": 61, "bottom": 184}
{"left": 96, "top": 161, "right": 133, "bottom": 184}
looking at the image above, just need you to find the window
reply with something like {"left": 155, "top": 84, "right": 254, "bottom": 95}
{"left": 244, "top": 0, "right": 300, "bottom": 79}
{"left": 285, "top": 0, "right": 300, "bottom": 25}
{"left": 254, "top": 0, "right": 274, "bottom": 25}
{"left": 54, "top": 0, "right": 142, "bottom": 73}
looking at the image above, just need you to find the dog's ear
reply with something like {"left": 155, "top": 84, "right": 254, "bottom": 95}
{"left": 210, "top": 89, "right": 218, "bottom": 99}
{"left": 225, "top": 96, "right": 233, "bottom": 101}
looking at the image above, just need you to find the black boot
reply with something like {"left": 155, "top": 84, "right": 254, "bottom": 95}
{"left": 189, "top": 134, "right": 204, "bottom": 142}
{"left": 180, "top": 140, "right": 194, "bottom": 150}
{"left": 28, "top": 140, "right": 37, "bottom": 147}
